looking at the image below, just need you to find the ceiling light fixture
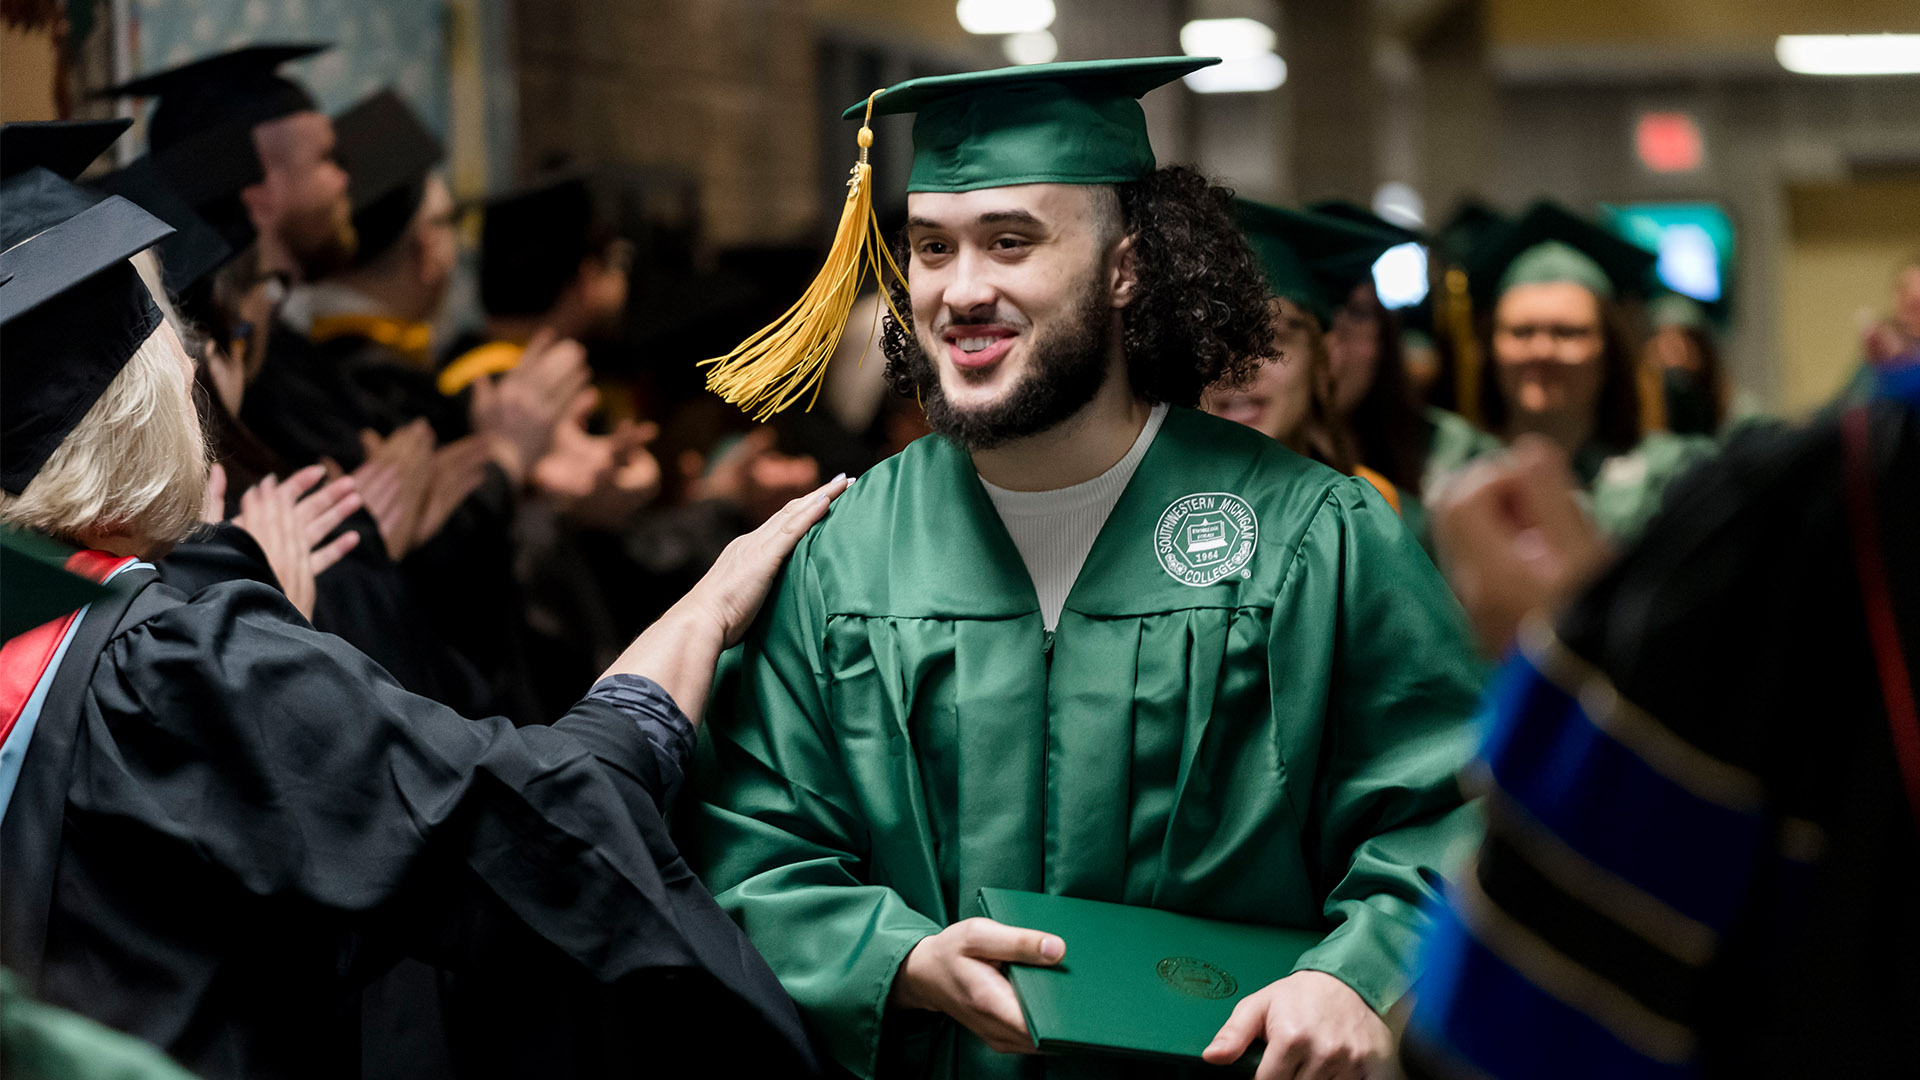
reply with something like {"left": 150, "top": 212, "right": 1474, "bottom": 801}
{"left": 1776, "top": 34, "right": 1920, "bottom": 76}
{"left": 956, "top": 0, "right": 1056, "bottom": 37}
{"left": 1180, "top": 18, "right": 1285, "bottom": 94}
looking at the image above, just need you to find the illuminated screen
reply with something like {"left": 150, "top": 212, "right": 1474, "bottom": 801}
{"left": 1602, "top": 202, "right": 1736, "bottom": 305}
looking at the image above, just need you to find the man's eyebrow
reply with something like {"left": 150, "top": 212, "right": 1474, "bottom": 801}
{"left": 904, "top": 210, "right": 1048, "bottom": 230}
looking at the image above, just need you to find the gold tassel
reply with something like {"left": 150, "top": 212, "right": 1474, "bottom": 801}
{"left": 1444, "top": 266, "right": 1482, "bottom": 427}
{"left": 701, "top": 90, "right": 909, "bottom": 421}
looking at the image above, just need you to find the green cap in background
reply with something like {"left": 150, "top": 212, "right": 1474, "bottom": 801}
{"left": 0, "top": 528, "right": 109, "bottom": 642}
{"left": 1308, "top": 199, "right": 1424, "bottom": 246}
{"left": 1435, "top": 199, "right": 1506, "bottom": 266}
{"left": 1647, "top": 290, "right": 1714, "bottom": 334}
{"left": 1234, "top": 199, "right": 1403, "bottom": 329}
{"left": 843, "top": 57, "right": 1216, "bottom": 194}
{"left": 1468, "top": 200, "right": 1658, "bottom": 307}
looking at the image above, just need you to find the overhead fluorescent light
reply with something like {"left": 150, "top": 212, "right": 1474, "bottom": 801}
{"left": 1004, "top": 30, "right": 1059, "bottom": 66}
{"left": 1183, "top": 53, "right": 1287, "bottom": 94}
{"left": 955, "top": 0, "right": 1055, "bottom": 36}
{"left": 1776, "top": 34, "right": 1920, "bottom": 76}
{"left": 1372, "top": 181, "right": 1426, "bottom": 229}
{"left": 1179, "top": 18, "right": 1277, "bottom": 62}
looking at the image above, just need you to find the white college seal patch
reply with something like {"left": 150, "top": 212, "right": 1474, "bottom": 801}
{"left": 1154, "top": 492, "right": 1258, "bottom": 587}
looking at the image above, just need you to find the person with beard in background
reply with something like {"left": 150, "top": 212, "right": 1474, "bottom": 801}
{"left": 686, "top": 58, "right": 1484, "bottom": 1080}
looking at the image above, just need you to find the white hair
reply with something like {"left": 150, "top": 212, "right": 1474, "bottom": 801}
{"left": 0, "top": 322, "right": 209, "bottom": 549}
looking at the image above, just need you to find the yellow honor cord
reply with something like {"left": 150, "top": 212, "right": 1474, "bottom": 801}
{"left": 700, "top": 90, "right": 909, "bottom": 421}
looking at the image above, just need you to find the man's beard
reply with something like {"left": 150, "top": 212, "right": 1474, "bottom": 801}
{"left": 282, "top": 201, "right": 358, "bottom": 281}
{"left": 904, "top": 274, "right": 1114, "bottom": 452}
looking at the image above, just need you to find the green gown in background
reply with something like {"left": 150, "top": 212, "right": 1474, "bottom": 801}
{"left": 686, "top": 406, "right": 1486, "bottom": 1080}
{"left": 1576, "top": 429, "right": 1718, "bottom": 543}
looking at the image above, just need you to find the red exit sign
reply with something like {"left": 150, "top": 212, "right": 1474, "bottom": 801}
{"left": 1637, "top": 112, "right": 1705, "bottom": 174}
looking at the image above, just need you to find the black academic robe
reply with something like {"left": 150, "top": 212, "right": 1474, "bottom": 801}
{"left": 242, "top": 324, "right": 542, "bottom": 723}
{"left": 1404, "top": 397, "right": 1920, "bottom": 1079}
{"left": 0, "top": 575, "right": 818, "bottom": 1078}
{"left": 159, "top": 518, "right": 496, "bottom": 718}
{"left": 1556, "top": 399, "right": 1920, "bottom": 1078}
{"left": 243, "top": 322, "right": 373, "bottom": 472}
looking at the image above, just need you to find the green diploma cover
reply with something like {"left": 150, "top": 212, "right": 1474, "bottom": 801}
{"left": 978, "top": 888, "right": 1326, "bottom": 1066}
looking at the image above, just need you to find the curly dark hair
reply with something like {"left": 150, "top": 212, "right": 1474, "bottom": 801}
{"left": 881, "top": 165, "right": 1274, "bottom": 407}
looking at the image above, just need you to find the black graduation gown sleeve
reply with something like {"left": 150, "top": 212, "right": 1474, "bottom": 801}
{"left": 32, "top": 579, "right": 817, "bottom": 1078}
{"left": 160, "top": 512, "right": 498, "bottom": 719}
{"left": 156, "top": 522, "right": 282, "bottom": 594}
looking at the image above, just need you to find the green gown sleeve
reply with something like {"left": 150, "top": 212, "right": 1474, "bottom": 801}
{"left": 689, "top": 537, "right": 943, "bottom": 1080}
{"left": 1278, "top": 478, "right": 1485, "bottom": 1012}
{"left": 1588, "top": 431, "right": 1718, "bottom": 543}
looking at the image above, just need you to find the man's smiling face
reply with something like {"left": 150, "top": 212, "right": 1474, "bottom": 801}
{"left": 901, "top": 183, "right": 1130, "bottom": 447}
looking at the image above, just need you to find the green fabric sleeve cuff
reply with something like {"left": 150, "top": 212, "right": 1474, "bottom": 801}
{"left": 1289, "top": 894, "right": 1426, "bottom": 1015}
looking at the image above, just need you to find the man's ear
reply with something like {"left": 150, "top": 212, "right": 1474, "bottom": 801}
{"left": 1108, "top": 234, "right": 1138, "bottom": 310}
{"left": 239, "top": 182, "right": 274, "bottom": 232}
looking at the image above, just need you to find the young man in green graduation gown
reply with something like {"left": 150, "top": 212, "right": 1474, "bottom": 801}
{"left": 686, "top": 58, "right": 1486, "bottom": 1080}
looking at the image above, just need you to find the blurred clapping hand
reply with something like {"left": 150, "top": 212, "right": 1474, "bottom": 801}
{"left": 352, "top": 420, "right": 493, "bottom": 560}
{"left": 203, "top": 463, "right": 363, "bottom": 620}
{"left": 1432, "top": 435, "right": 1616, "bottom": 657}
{"left": 531, "top": 389, "right": 663, "bottom": 531}
{"left": 468, "top": 329, "right": 593, "bottom": 486}
{"left": 683, "top": 427, "right": 822, "bottom": 527}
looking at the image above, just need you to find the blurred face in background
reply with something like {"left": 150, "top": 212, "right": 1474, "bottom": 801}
{"left": 1492, "top": 281, "right": 1605, "bottom": 434}
{"left": 1206, "top": 297, "right": 1319, "bottom": 446}
{"left": 1328, "top": 281, "right": 1382, "bottom": 417}
{"left": 249, "top": 111, "right": 355, "bottom": 280}
{"left": 413, "top": 174, "right": 461, "bottom": 307}
{"left": 576, "top": 238, "right": 633, "bottom": 338}
{"left": 1643, "top": 325, "right": 1704, "bottom": 375}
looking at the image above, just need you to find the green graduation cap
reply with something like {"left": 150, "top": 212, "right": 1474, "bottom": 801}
{"left": 1468, "top": 200, "right": 1658, "bottom": 307}
{"left": 1647, "top": 290, "right": 1713, "bottom": 334}
{"left": 841, "top": 56, "right": 1216, "bottom": 194}
{"left": 705, "top": 56, "right": 1216, "bottom": 419}
{"left": 1234, "top": 199, "right": 1403, "bottom": 329}
{"left": 1308, "top": 199, "right": 1424, "bottom": 246}
{"left": 0, "top": 527, "right": 110, "bottom": 642}
{"left": 1435, "top": 199, "right": 1505, "bottom": 267}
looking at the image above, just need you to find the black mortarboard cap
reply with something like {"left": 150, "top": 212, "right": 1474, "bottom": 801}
{"left": 0, "top": 527, "right": 110, "bottom": 641}
{"left": 1467, "top": 200, "right": 1659, "bottom": 307}
{"left": 334, "top": 88, "right": 443, "bottom": 265}
{"left": 92, "top": 156, "right": 236, "bottom": 295}
{"left": 0, "top": 119, "right": 132, "bottom": 181}
{"left": 478, "top": 174, "right": 595, "bottom": 316}
{"left": 100, "top": 43, "right": 326, "bottom": 152}
{"left": 1, "top": 168, "right": 173, "bottom": 494}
